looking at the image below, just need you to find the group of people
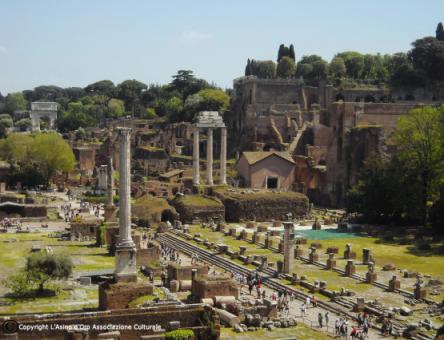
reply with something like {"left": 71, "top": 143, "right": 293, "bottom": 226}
{"left": 160, "top": 242, "right": 181, "bottom": 264}
{"left": 61, "top": 202, "right": 79, "bottom": 222}
{"left": 0, "top": 217, "right": 21, "bottom": 228}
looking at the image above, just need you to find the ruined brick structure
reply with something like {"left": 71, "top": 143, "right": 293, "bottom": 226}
{"left": 230, "top": 75, "right": 443, "bottom": 206}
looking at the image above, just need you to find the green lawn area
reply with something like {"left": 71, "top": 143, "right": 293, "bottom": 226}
{"left": 220, "top": 325, "right": 332, "bottom": 339}
{"left": 0, "top": 232, "right": 114, "bottom": 278}
{"left": 0, "top": 286, "right": 98, "bottom": 314}
{"left": 185, "top": 225, "right": 444, "bottom": 305}
{"left": 316, "top": 236, "right": 444, "bottom": 282}
{"left": 0, "top": 231, "right": 114, "bottom": 314}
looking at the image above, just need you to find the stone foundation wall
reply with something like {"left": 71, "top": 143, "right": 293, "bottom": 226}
{"left": 2, "top": 304, "right": 215, "bottom": 339}
{"left": 216, "top": 192, "right": 309, "bottom": 222}
{"left": 99, "top": 281, "right": 154, "bottom": 311}
{"left": 167, "top": 263, "right": 209, "bottom": 282}
{"left": 192, "top": 277, "right": 240, "bottom": 299}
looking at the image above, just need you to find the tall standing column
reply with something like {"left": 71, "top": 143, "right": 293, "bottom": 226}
{"left": 206, "top": 127, "right": 213, "bottom": 185}
{"left": 220, "top": 126, "right": 227, "bottom": 185}
{"left": 115, "top": 127, "right": 137, "bottom": 282}
{"left": 106, "top": 157, "right": 114, "bottom": 207}
{"left": 283, "top": 222, "right": 295, "bottom": 274}
{"left": 193, "top": 126, "right": 200, "bottom": 185}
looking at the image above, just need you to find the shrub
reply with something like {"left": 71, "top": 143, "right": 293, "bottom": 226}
{"left": 164, "top": 329, "right": 194, "bottom": 340}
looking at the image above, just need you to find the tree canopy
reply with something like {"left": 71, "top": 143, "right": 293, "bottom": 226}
{"left": 0, "top": 132, "right": 75, "bottom": 186}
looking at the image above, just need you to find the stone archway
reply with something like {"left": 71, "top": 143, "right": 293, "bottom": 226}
{"left": 31, "top": 102, "right": 58, "bottom": 132}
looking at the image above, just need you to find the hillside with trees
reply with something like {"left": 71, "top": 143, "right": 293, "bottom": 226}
{"left": 244, "top": 23, "right": 444, "bottom": 92}
{"left": 0, "top": 70, "right": 230, "bottom": 133}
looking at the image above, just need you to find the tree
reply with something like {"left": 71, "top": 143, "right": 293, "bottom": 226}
{"left": 25, "top": 253, "right": 73, "bottom": 292}
{"left": 0, "top": 114, "right": 13, "bottom": 138}
{"left": 436, "top": 22, "right": 444, "bottom": 41}
{"left": 117, "top": 79, "right": 148, "bottom": 117}
{"left": 329, "top": 57, "right": 347, "bottom": 78}
{"left": 30, "top": 133, "right": 76, "bottom": 185}
{"left": 84, "top": 80, "right": 116, "bottom": 117}
{"left": 336, "top": 51, "right": 365, "bottom": 79}
{"left": 289, "top": 44, "right": 295, "bottom": 61}
{"left": 245, "top": 59, "right": 252, "bottom": 76}
{"left": 392, "top": 106, "right": 444, "bottom": 225}
{"left": 0, "top": 133, "right": 75, "bottom": 188}
{"left": 250, "top": 60, "right": 276, "bottom": 78}
{"left": 14, "top": 118, "right": 32, "bottom": 132}
{"left": 388, "top": 53, "right": 423, "bottom": 88}
{"left": 296, "top": 55, "right": 328, "bottom": 81}
{"left": 57, "top": 102, "right": 96, "bottom": 132}
{"left": 183, "top": 89, "right": 229, "bottom": 122}
{"left": 0, "top": 133, "right": 33, "bottom": 166}
{"left": 311, "top": 60, "right": 329, "bottom": 80}
{"left": 108, "top": 98, "right": 125, "bottom": 118}
{"left": 165, "top": 96, "right": 183, "bottom": 121}
{"left": 409, "top": 37, "right": 444, "bottom": 83}
{"left": 276, "top": 56, "right": 296, "bottom": 78}
{"left": 142, "top": 108, "right": 158, "bottom": 119}
{"left": 4, "top": 92, "right": 27, "bottom": 114}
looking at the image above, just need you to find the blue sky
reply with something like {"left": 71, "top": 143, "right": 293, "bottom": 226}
{"left": 0, "top": 0, "right": 443, "bottom": 94}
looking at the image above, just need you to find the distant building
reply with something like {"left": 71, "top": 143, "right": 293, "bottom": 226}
{"left": 236, "top": 151, "right": 295, "bottom": 189}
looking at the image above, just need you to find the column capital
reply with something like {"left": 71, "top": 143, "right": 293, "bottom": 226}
{"left": 116, "top": 126, "right": 132, "bottom": 137}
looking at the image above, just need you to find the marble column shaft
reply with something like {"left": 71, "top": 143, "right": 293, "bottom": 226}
{"left": 206, "top": 127, "right": 213, "bottom": 185}
{"left": 220, "top": 126, "right": 227, "bottom": 185}
{"left": 193, "top": 127, "right": 200, "bottom": 185}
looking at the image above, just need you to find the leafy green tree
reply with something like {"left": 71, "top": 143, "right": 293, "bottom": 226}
{"left": 329, "top": 57, "right": 347, "bottom": 78}
{"left": 117, "top": 79, "right": 148, "bottom": 117}
{"left": 409, "top": 37, "right": 444, "bottom": 82}
{"left": 14, "top": 118, "right": 32, "bottom": 131}
{"left": 182, "top": 89, "right": 229, "bottom": 122}
{"left": 0, "top": 133, "right": 33, "bottom": 166}
{"left": 388, "top": 52, "right": 423, "bottom": 87}
{"left": 276, "top": 56, "right": 296, "bottom": 78}
{"left": 30, "top": 133, "right": 76, "bottom": 185}
{"left": 25, "top": 253, "right": 73, "bottom": 292}
{"left": 57, "top": 102, "right": 96, "bottom": 132}
{"left": 31, "top": 85, "right": 66, "bottom": 102}
{"left": 4, "top": 92, "right": 27, "bottom": 114}
{"left": 250, "top": 60, "right": 276, "bottom": 78}
{"left": 311, "top": 60, "right": 329, "bottom": 80}
{"left": 296, "top": 55, "right": 328, "bottom": 80}
{"left": 346, "top": 157, "right": 423, "bottom": 223}
{"left": 108, "top": 98, "right": 125, "bottom": 117}
{"left": 84, "top": 80, "right": 116, "bottom": 116}
{"left": 336, "top": 51, "right": 365, "bottom": 79}
{"left": 392, "top": 106, "right": 444, "bottom": 225}
{"left": 436, "top": 22, "right": 444, "bottom": 41}
{"left": 295, "top": 63, "right": 313, "bottom": 78}
{"left": 166, "top": 96, "right": 183, "bottom": 121}
{"left": 64, "top": 87, "right": 86, "bottom": 101}
{"left": 143, "top": 108, "right": 158, "bottom": 119}
{"left": 0, "top": 114, "right": 13, "bottom": 137}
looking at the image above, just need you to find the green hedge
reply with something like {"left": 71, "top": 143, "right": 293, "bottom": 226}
{"left": 164, "top": 329, "right": 194, "bottom": 340}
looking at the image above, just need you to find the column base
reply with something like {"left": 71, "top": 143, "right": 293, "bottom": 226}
{"left": 115, "top": 243, "right": 137, "bottom": 283}
{"left": 104, "top": 205, "right": 117, "bottom": 222}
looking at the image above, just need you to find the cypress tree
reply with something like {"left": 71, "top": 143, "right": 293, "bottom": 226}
{"left": 278, "top": 44, "right": 285, "bottom": 62}
{"left": 245, "top": 59, "right": 251, "bottom": 76}
{"left": 436, "top": 22, "right": 444, "bottom": 41}
{"left": 289, "top": 44, "right": 296, "bottom": 61}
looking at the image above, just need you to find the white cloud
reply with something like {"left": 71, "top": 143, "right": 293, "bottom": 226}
{"left": 180, "top": 30, "right": 211, "bottom": 44}
{"left": 0, "top": 46, "right": 8, "bottom": 54}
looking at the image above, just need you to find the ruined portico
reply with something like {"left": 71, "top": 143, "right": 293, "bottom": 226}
{"left": 193, "top": 111, "right": 227, "bottom": 186}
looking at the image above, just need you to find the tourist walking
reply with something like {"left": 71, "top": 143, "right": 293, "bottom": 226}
{"left": 318, "top": 312, "right": 323, "bottom": 328}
